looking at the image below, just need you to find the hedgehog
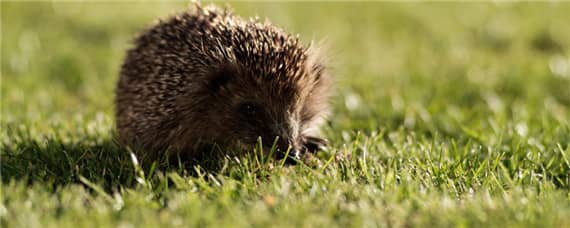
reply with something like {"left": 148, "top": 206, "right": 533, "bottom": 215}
{"left": 115, "top": 4, "right": 331, "bottom": 163}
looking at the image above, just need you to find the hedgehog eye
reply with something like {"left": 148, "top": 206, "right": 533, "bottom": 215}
{"left": 238, "top": 102, "right": 257, "bottom": 116}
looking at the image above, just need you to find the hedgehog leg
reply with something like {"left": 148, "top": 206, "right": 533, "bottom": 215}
{"left": 303, "top": 136, "right": 328, "bottom": 153}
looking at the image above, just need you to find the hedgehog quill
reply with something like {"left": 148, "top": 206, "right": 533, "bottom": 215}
{"left": 116, "top": 4, "right": 331, "bottom": 163}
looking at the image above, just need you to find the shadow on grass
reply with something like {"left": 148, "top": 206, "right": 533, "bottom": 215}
{"left": 0, "top": 136, "right": 229, "bottom": 191}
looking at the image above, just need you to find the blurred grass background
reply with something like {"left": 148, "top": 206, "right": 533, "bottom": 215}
{"left": 1, "top": 1, "right": 570, "bottom": 227}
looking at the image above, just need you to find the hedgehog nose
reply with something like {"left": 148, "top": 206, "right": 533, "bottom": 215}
{"left": 285, "top": 149, "right": 300, "bottom": 164}
{"left": 275, "top": 145, "right": 300, "bottom": 164}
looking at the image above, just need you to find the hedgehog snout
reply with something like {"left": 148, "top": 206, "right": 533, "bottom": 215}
{"left": 274, "top": 141, "right": 301, "bottom": 164}
{"left": 272, "top": 133, "right": 302, "bottom": 164}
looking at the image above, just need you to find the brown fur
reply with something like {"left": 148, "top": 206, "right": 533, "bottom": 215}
{"left": 115, "top": 4, "right": 330, "bottom": 162}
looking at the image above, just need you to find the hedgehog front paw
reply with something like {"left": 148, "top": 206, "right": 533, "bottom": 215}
{"left": 302, "top": 136, "right": 328, "bottom": 153}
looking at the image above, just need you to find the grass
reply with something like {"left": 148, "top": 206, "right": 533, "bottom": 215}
{"left": 2, "top": 1, "right": 570, "bottom": 227}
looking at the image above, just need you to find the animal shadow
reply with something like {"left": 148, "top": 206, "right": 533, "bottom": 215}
{"left": 1, "top": 135, "right": 228, "bottom": 191}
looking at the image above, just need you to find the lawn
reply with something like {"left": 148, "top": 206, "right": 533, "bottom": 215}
{"left": 2, "top": 1, "right": 570, "bottom": 227}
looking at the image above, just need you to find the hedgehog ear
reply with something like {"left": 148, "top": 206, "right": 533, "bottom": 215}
{"left": 207, "top": 64, "right": 237, "bottom": 93}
